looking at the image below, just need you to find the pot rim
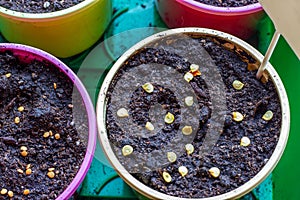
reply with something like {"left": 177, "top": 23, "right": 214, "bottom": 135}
{"left": 0, "top": 43, "right": 97, "bottom": 199}
{"left": 0, "top": 0, "right": 99, "bottom": 19}
{"left": 176, "top": 0, "right": 263, "bottom": 15}
{"left": 96, "top": 28, "right": 290, "bottom": 200}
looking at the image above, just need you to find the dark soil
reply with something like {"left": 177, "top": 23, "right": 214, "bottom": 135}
{"left": 0, "top": 0, "right": 85, "bottom": 14}
{"left": 194, "top": 0, "right": 258, "bottom": 7}
{"left": 0, "top": 51, "right": 87, "bottom": 199}
{"left": 105, "top": 33, "right": 281, "bottom": 198}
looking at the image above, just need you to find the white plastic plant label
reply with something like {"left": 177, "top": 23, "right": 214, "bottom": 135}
{"left": 259, "top": 0, "right": 300, "bottom": 59}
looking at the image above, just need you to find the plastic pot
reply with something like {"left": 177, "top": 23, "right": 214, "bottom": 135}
{"left": 96, "top": 28, "right": 290, "bottom": 200}
{"left": 0, "top": 0, "right": 112, "bottom": 58}
{"left": 0, "top": 43, "right": 97, "bottom": 199}
{"left": 155, "top": 0, "right": 265, "bottom": 39}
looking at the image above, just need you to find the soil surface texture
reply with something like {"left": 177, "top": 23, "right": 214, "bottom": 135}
{"left": 105, "top": 33, "right": 282, "bottom": 198}
{"left": 0, "top": 0, "right": 85, "bottom": 13}
{"left": 0, "top": 51, "right": 87, "bottom": 200}
{"left": 193, "top": 0, "right": 258, "bottom": 7}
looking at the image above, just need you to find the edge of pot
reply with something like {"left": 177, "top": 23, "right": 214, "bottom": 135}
{"left": 0, "top": 43, "right": 97, "bottom": 199}
{"left": 96, "top": 28, "right": 290, "bottom": 200}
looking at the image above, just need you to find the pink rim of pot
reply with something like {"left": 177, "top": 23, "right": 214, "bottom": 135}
{"left": 0, "top": 43, "right": 97, "bottom": 200}
{"left": 178, "top": 0, "right": 263, "bottom": 15}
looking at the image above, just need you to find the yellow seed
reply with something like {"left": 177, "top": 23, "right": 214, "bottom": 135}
{"left": 117, "top": 108, "right": 129, "bottom": 118}
{"left": 240, "top": 136, "right": 251, "bottom": 147}
{"left": 184, "top": 96, "right": 194, "bottom": 106}
{"left": 209, "top": 167, "right": 220, "bottom": 178}
{"left": 232, "top": 80, "right": 244, "bottom": 90}
{"left": 18, "top": 106, "right": 25, "bottom": 112}
{"left": 145, "top": 122, "right": 154, "bottom": 131}
{"left": 43, "top": 132, "right": 50, "bottom": 138}
{"left": 53, "top": 83, "right": 57, "bottom": 89}
{"left": 20, "top": 146, "right": 28, "bottom": 151}
{"left": 21, "top": 151, "right": 28, "bottom": 157}
{"left": 178, "top": 166, "right": 188, "bottom": 177}
{"left": 190, "top": 64, "right": 199, "bottom": 72}
{"left": 14, "top": 116, "right": 20, "bottom": 124}
{"left": 49, "top": 130, "right": 53, "bottom": 136}
{"left": 184, "top": 72, "right": 194, "bottom": 82}
{"left": 26, "top": 164, "right": 31, "bottom": 169}
{"left": 23, "top": 189, "right": 30, "bottom": 195}
{"left": 164, "top": 112, "right": 175, "bottom": 124}
{"left": 54, "top": 133, "right": 60, "bottom": 140}
{"left": 142, "top": 82, "right": 154, "bottom": 93}
{"left": 232, "top": 112, "right": 244, "bottom": 122}
{"left": 47, "top": 171, "right": 55, "bottom": 179}
{"left": 182, "top": 126, "right": 193, "bottom": 135}
{"left": 7, "top": 191, "right": 13, "bottom": 198}
{"left": 1, "top": 188, "right": 8, "bottom": 195}
{"left": 185, "top": 143, "right": 194, "bottom": 155}
{"left": 48, "top": 168, "right": 55, "bottom": 172}
{"left": 17, "top": 169, "right": 24, "bottom": 174}
{"left": 162, "top": 171, "right": 172, "bottom": 183}
{"left": 122, "top": 145, "right": 133, "bottom": 156}
{"left": 26, "top": 168, "right": 32, "bottom": 175}
{"left": 262, "top": 110, "right": 273, "bottom": 121}
{"left": 5, "top": 73, "right": 11, "bottom": 78}
{"left": 167, "top": 152, "right": 177, "bottom": 163}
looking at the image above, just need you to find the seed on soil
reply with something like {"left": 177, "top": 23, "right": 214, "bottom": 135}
{"left": 117, "top": 108, "right": 129, "bottom": 118}
{"left": 68, "top": 104, "right": 74, "bottom": 108}
{"left": 164, "top": 112, "right": 175, "bottom": 124}
{"left": 17, "top": 169, "right": 24, "bottom": 174}
{"left": 18, "top": 106, "right": 25, "bottom": 112}
{"left": 49, "top": 130, "right": 53, "bottom": 136}
{"left": 167, "top": 152, "right": 177, "bottom": 163}
{"left": 182, "top": 126, "right": 193, "bottom": 135}
{"left": 23, "top": 189, "right": 30, "bottom": 195}
{"left": 262, "top": 110, "right": 273, "bottom": 121}
{"left": 20, "top": 146, "right": 27, "bottom": 151}
{"left": 7, "top": 191, "right": 13, "bottom": 198}
{"left": 53, "top": 83, "right": 57, "bottom": 90}
{"left": 142, "top": 82, "right": 154, "bottom": 93}
{"left": 14, "top": 117, "right": 20, "bottom": 124}
{"left": 184, "top": 96, "right": 194, "bottom": 106}
{"left": 21, "top": 151, "right": 28, "bottom": 157}
{"left": 5, "top": 73, "right": 11, "bottom": 78}
{"left": 145, "top": 122, "right": 154, "bottom": 131}
{"left": 0, "top": 188, "right": 7, "bottom": 195}
{"left": 178, "top": 166, "right": 188, "bottom": 177}
{"left": 122, "top": 145, "right": 133, "bottom": 156}
{"left": 54, "top": 133, "right": 60, "bottom": 140}
{"left": 232, "top": 80, "right": 244, "bottom": 90}
{"left": 162, "top": 171, "right": 172, "bottom": 183}
{"left": 232, "top": 112, "right": 244, "bottom": 122}
{"left": 209, "top": 167, "right": 220, "bottom": 178}
{"left": 26, "top": 164, "right": 31, "bottom": 169}
{"left": 190, "top": 64, "right": 199, "bottom": 72}
{"left": 185, "top": 143, "right": 194, "bottom": 155}
{"left": 240, "top": 136, "right": 251, "bottom": 147}
{"left": 184, "top": 72, "right": 194, "bottom": 82}
{"left": 48, "top": 168, "right": 55, "bottom": 172}
{"left": 43, "top": 132, "right": 50, "bottom": 138}
{"left": 47, "top": 171, "right": 55, "bottom": 179}
{"left": 43, "top": 1, "right": 50, "bottom": 8}
{"left": 26, "top": 168, "right": 32, "bottom": 175}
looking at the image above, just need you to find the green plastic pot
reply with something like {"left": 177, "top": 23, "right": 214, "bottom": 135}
{"left": 0, "top": 0, "right": 112, "bottom": 58}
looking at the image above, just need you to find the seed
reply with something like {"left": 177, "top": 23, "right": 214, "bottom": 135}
{"left": 185, "top": 143, "right": 194, "bottom": 155}
{"left": 232, "top": 112, "right": 244, "bottom": 122}
{"left": 7, "top": 191, "right": 13, "bottom": 198}
{"left": 167, "top": 152, "right": 177, "bottom": 163}
{"left": 49, "top": 130, "right": 53, "bottom": 136}
{"left": 43, "top": 1, "right": 50, "bottom": 8}
{"left": 232, "top": 80, "right": 244, "bottom": 90}
{"left": 182, "top": 126, "right": 193, "bottom": 135}
{"left": 26, "top": 168, "right": 32, "bottom": 175}
{"left": 240, "top": 136, "right": 251, "bottom": 147}
{"left": 17, "top": 169, "right": 24, "bottom": 174}
{"left": 184, "top": 96, "right": 194, "bottom": 106}
{"left": 117, "top": 108, "right": 129, "bottom": 118}
{"left": 190, "top": 64, "right": 199, "bottom": 72}
{"left": 18, "top": 106, "right": 25, "bottom": 112}
{"left": 178, "top": 166, "right": 188, "bottom": 177}
{"left": 142, "top": 82, "right": 154, "bottom": 93}
{"left": 184, "top": 72, "right": 193, "bottom": 82}
{"left": 43, "top": 132, "right": 50, "bottom": 138}
{"left": 122, "top": 145, "right": 133, "bottom": 156}
{"left": 21, "top": 151, "right": 28, "bottom": 157}
{"left": 20, "top": 146, "right": 28, "bottom": 151}
{"left": 23, "top": 189, "right": 30, "bottom": 195}
{"left": 1, "top": 188, "right": 8, "bottom": 195}
{"left": 53, "top": 83, "right": 57, "bottom": 90}
{"left": 54, "top": 133, "right": 60, "bottom": 140}
{"left": 145, "top": 122, "right": 154, "bottom": 131}
{"left": 262, "top": 110, "right": 273, "bottom": 121}
{"left": 26, "top": 164, "right": 31, "bottom": 169}
{"left": 209, "top": 167, "right": 220, "bottom": 178}
{"left": 162, "top": 171, "right": 172, "bottom": 183}
{"left": 68, "top": 104, "right": 73, "bottom": 108}
{"left": 47, "top": 171, "right": 55, "bottom": 178}
{"left": 5, "top": 73, "right": 11, "bottom": 78}
{"left": 14, "top": 117, "right": 20, "bottom": 124}
{"left": 164, "top": 112, "right": 174, "bottom": 124}
{"left": 48, "top": 168, "right": 55, "bottom": 172}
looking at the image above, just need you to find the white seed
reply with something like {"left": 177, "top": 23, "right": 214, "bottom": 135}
{"left": 164, "top": 112, "right": 175, "bottom": 124}
{"left": 43, "top": 1, "right": 50, "bottom": 8}
{"left": 145, "top": 122, "right": 154, "bottom": 131}
{"left": 178, "top": 166, "right": 188, "bottom": 177}
{"left": 185, "top": 143, "right": 194, "bottom": 155}
{"left": 122, "top": 145, "right": 133, "bottom": 156}
{"left": 232, "top": 112, "right": 244, "bottom": 122}
{"left": 240, "top": 136, "right": 251, "bottom": 147}
{"left": 117, "top": 108, "right": 129, "bottom": 118}
{"left": 184, "top": 96, "right": 194, "bottom": 106}
{"left": 209, "top": 167, "right": 220, "bottom": 178}
{"left": 262, "top": 110, "right": 273, "bottom": 121}
{"left": 232, "top": 80, "right": 244, "bottom": 90}
{"left": 167, "top": 152, "right": 177, "bottom": 163}
{"left": 184, "top": 72, "right": 194, "bottom": 82}
{"left": 182, "top": 126, "right": 193, "bottom": 135}
{"left": 142, "top": 82, "right": 154, "bottom": 93}
{"left": 5, "top": 73, "right": 11, "bottom": 78}
{"left": 190, "top": 64, "right": 199, "bottom": 72}
{"left": 162, "top": 171, "right": 172, "bottom": 183}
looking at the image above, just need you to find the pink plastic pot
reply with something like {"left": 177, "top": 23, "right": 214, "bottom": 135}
{"left": 155, "top": 0, "right": 265, "bottom": 39}
{"left": 0, "top": 43, "right": 97, "bottom": 199}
